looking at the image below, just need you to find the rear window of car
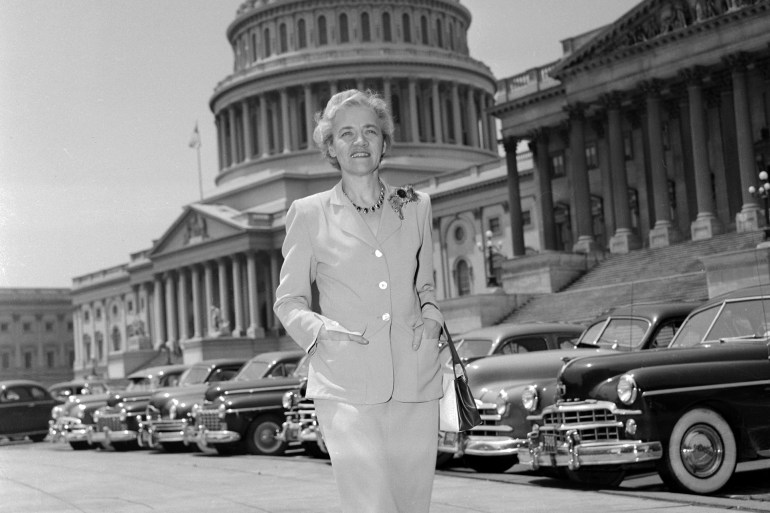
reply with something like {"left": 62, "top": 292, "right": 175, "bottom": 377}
{"left": 498, "top": 336, "right": 548, "bottom": 353}
{"left": 455, "top": 338, "right": 494, "bottom": 359}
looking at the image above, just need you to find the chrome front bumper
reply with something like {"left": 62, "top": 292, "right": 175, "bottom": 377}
{"left": 519, "top": 435, "right": 662, "bottom": 470}
{"left": 437, "top": 431, "right": 525, "bottom": 457}
{"left": 276, "top": 420, "right": 319, "bottom": 444}
{"left": 193, "top": 426, "right": 241, "bottom": 450}
{"left": 104, "top": 429, "right": 138, "bottom": 443}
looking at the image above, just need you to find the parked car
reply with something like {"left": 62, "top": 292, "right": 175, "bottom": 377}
{"left": 1, "top": 380, "right": 63, "bottom": 442}
{"left": 445, "top": 303, "right": 698, "bottom": 474}
{"left": 519, "top": 285, "right": 770, "bottom": 494}
{"left": 138, "top": 358, "right": 248, "bottom": 452}
{"left": 48, "top": 379, "right": 111, "bottom": 401}
{"left": 191, "top": 350, "right": 307, "bottom": 456}
{"left": 51, "top": 365, "right": 186, "bottom": 450}
{"left": 88, "top": 364, "right": 189, "bottom": 451}
{"left": 278, "top": 322, "right": 585, "bottom": 463}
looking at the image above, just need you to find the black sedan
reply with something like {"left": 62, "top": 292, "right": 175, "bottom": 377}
{"left": 1, "top": 380, "right": 62, "bottom": 442}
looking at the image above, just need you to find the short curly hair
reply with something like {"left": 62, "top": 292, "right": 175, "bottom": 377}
{"left": 313, "top": 89, "right": 395, "bottom": 170}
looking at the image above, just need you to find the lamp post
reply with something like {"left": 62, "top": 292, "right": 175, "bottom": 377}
{"left": 477, "top": 229, "right": 502, "bottom": 287}
{"left": 748, "top": 169, "right": 770, "bottom": 234}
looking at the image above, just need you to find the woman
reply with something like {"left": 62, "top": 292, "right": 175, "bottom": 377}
{"left": 273, "top": 89, "right": 443, "bottom": 513}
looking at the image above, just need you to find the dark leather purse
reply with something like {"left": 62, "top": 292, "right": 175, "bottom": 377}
{"left": 439, "top": 323, "right": 482, "bottom": 432}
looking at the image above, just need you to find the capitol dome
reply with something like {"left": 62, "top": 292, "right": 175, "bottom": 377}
{"left": 209, "top": 0, "right": 499, "bottom": 189}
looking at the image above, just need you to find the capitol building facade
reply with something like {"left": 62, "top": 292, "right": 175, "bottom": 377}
{"left": 70, "top": 0, "right": 770, "bottom": 379}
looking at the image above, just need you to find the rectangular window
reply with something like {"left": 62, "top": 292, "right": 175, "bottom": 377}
{"left": 24, "top": 352, "right": 32, "bottom": 369}
{"left": 23, "top": 323, "right": 31, "bottom": 333}
{"left": 585, "top": 143, "right": 598, "bottom": 169}
{"left": 0, "top": 323, "right": 7, "bottom": 332}
{"left": 624, "top": 132, "right": 634, "bottom": 160}
{"left": 488, "top": 217, "right": 501, "bottom": 236}
{"left": 1, "top": 353, "right": 9, "bottom": 369}
{"left": 523, "top": 210, "right": 532, "bottom": 227}
{"left": 45, "top": 322, "right": 54, "bottom": 332}
{"left": 47, "top": 351, "right": 55, "bottom": 368}
{"left": 551, "top": 152, "right": 565, "bottom": 177}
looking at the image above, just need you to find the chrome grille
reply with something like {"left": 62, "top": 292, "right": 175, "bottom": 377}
{"left": 153, "top": 419, "right": 187, "bottom": 432}
{"left": 198, "top": 409, "right": 221, "bottom": 431}
{"left": 543, "top": 408, "right": 615, "bottom": 425}
{"left": 469, "top": 403, "right": 507, "bottom": 436}
{"left": 96, "top": 414, "right": 124, "bottom": 432}
{"left": 540, "top": 403, "right": 621, "bottom": 444}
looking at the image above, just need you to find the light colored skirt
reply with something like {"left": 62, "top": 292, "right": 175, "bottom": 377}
{"left": 314, "top": 398, "right": 439, "bottom": 513}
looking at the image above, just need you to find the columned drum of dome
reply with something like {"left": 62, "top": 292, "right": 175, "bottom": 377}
{"left": 210, "top": 0, "right": 499, "bottom": 187}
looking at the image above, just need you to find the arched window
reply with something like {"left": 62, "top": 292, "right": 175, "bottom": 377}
{"left": 436, "top": 19, "right": 443, "bottom": 47}
{"left": 297, "top": 18, "right": 307, "bottom": 48}
{"left": 111, "top": 326, "right": 121, "bottom": 352}
{"left": 456, "top": 260, "right": 471, "bottom": 296}
{"left": 318, "top": 15, "right": 328, "bottom": 46}
{"left": 263, "top": 28, "right": 271, "bottom": 57}
{"left": 382, "top": 12, "right": 391, "bottom": 42}
{"left": 361, "top": 12, "right": 371, "bottom": 42}
{"left": 402, "top": 13, "right": 411, "bottom": 43}
{"left": 448, "top": 21, "right": 454, "bottom": 50}
{"left": 339, "top": 13, "right": 349, "bottom": 43}
{"left": 279, "top": 23, "right": 288, "bottom": 53}
{"left": 251, "top": 32, "right": 258, "bottom": 61}
{"left": 421, "top": 16, "right": 429, "bottom": 45}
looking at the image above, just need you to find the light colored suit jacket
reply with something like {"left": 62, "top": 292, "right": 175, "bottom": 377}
{"left": 274, "top": 180, "right": 444, "bottom": 404}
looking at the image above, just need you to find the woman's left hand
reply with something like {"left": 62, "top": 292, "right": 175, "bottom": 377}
{"left": 412, "top": 318, "right": 441, "bottom": 350}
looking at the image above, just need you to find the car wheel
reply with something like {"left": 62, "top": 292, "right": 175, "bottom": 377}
{"left": 566, "top": 466, "right": 626, "bottom": 487}
{"left": 657, "top": 407, "right": 737, "bottom": 494}
{"left": 28, "top": 434, "right": 47, "bottom": 443}
{"left": 464, "top": 455, "right": 517, "bottom": 474}
{"left": 302, "top": 441, "right": 329, "bottom": 459}
{"left": 69, "top": 441, "right": 92, "bottom": 451}
{"left": 246, "top": 414, "right": 287, "bottom": 456}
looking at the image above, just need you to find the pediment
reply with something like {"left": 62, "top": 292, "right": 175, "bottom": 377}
{"left": 150, "top": 204, "right": 247, "bottom": 257}
{"left": 553, "top": 0, "right": 757, "bottom": 78}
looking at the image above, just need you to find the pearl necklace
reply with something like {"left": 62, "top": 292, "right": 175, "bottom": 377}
{"left": 343, "top": 181, "right": 385, "bottom": 214}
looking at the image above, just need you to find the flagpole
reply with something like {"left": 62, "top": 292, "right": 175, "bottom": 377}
{"left": 196, "top": 143, "right": 203, "bottom": 201}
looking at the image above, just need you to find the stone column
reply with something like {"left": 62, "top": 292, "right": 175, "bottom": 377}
{"left": 228, "top": 105, "right": 239, "bottom": 164}
{"left": 728, "top": 54, "right": 761, "bottom": 231}
{"left": 487, "top": 94, "right": 498, "bottom": 151}
{"left": 164, "top": 272, "right": 177, "bottom": 347}
{"left": 408, "top": 79, "right": 419, "bottom": 143}
{"left": 330, "top": 81, "right": 338, "bottom": 96}
{"left": 644, "top": 81, "right": 679, "bottom": 248}
{"left": 246, "top": 252, "right": 263, "bottom": 338}
{"left": 451, "top": 83, "right": 462, "bottom": 145}
{"left": 304, "top": 84, "right": 314, "bottom": 147}
{"left": 268, "top": 251, "right": 280, "bottom": 331}
{"left": 280, "top": 88, "right": 291, "bottom": 153}
{"left": 191, "top": 265, "right": 202, "bottom": 339}
{"left": 383, "top": 78, "right": 392, "bottom": 107}
{"left": 431, "top": 80, "right": 442, "bottom": 144}
{"left": 533, "top": 130, "right": 557, "bottom": 250}
{"left": 480, "top": 94, "right": 491, "bottom": 151}
{"left": 177, "top": 268, "right": 189, "bottom": 342}
{"left": 204, "top": 262, "right": 215, "bottom": 336}
{"left": 683, "top": 68, "right": 722, "bottom": 240}
{"left": 216, "top": 115, "right": 224, "bottom": 170}
{"left": 232, "top": 256, "right": 244, "bottom": 337}
{"left": 259, "top": 94, "right": 269, "bottom": 158}
{"left": 242, "top": 99, "right": 254, "bottom": 161}
{"left": 467, "top": 88, "right": 479, "bottom": 148}
{"left": 605, "top": 93, "right": 640, "bottom": 253}
{"left": 217, "top": 258, "right": 231, "bottom": 335}
{"left": 566, "top": 104, "right": 598, "bottom": 254}
{"left": 152, "top": 276, "right": 165, "bottom": 349}
{"left": 503, "top": 136, "right": 525, "bottom": 256}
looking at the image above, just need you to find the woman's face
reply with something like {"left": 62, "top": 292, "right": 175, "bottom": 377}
{"left": 329, "top": 105, "right": 385, "bottom": 175}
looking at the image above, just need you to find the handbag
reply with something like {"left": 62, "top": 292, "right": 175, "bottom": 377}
{"left": 439, "top": 323, "right": 482, "bottom": 433}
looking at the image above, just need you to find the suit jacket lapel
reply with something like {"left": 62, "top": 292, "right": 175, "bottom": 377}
{"left": 377, "top": 181, "right": 403, "bottom": 244}
{"left": 331, "top": 181, "right": 379, "bottom": 248}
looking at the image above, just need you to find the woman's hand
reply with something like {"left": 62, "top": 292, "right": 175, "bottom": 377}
{"left": 412, "top": 318, "right": 441, "bottom": 350}
{"left": 318, "top": 326, "right": 368, "bottom": 345}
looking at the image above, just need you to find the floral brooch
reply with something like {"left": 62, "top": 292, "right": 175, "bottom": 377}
{"left": 388, "top": 185, "right": 419, "bottom": 220}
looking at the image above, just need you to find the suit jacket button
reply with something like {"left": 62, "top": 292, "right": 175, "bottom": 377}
{"left": 374, "top": 250, "right": 383, "bottom": 257}
{"left": 378, "top": 281, "right": 388, "bottom": 289}
{"left": 381, "top": 313, "right": 391, "bottom": 321}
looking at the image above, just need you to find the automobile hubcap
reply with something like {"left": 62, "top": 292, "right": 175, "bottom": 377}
{"left": 257, "top": 423, "right": 280, "bottom": 450}
{"left": 680, "top": 423, "right": 723, "bottom": 478}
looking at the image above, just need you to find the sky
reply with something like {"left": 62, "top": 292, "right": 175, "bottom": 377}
{"left": 0, "top": 0, "right": 640, "bottom": 288}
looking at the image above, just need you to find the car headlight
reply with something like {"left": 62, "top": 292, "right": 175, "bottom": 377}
{"left": 282, "top": 390, "right": 298, "bottom": 410}
{"left": 119, "top": 408, "right": 127, "bottom": 422}
{"left": 521, "top": 385, "right": 539, "bottom": 412}
{"left": 495, "top": 389, "right": 509, "bottom": 416}
{"left": 51, "top": 405, "right": 63, "bottom": 419}
{"left": 191, "top": 403, "right": 200, "bottom": 419}
{"left": 76, "top": 404, "right": 87, "bottom": 419}
{"left": 92, "top": 409, "right": 102, "bottom": 422}
{"left": 617, "top": 374, "right": 638, "bottom": 405}
{"left": 217, "top": 402, "right": 227, "bottom": 420}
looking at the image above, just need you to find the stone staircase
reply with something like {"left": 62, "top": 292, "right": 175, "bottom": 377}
{"left": 499, "top": 230, "right": 767, "bottom": 326}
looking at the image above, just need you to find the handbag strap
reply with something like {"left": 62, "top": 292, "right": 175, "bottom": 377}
{"left": 442, "top": 322, "right": 467, "bottom": 380}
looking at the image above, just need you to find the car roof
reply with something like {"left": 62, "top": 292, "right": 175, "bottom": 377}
{"left": 247, "top": 349, "right": 305, "bottom": 363}
{"left": 48, "top": 379, "right": 105, "bottom": 388}
{"left": 589, "top": 301, "right": 700, "bottom": 323}
{"left": 127, "top": 363, "right": 190, "bottom": 379}
{"left": 188, "top": 357, "right": 247, "bottom": 368}
{"left": 458, "top": 322, "right": 584, "bottom": 341}
{"left": 1, "top": 379, "right": 47, "bottom": 389}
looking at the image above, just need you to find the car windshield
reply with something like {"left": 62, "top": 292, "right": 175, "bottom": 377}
{"left": 670, "top": 298, "right": 770, "bottom": 347}
{"left": 125, "top": 376, "right": 158, "bottom": 391}
{"left": 234, "top": 361, "right": 269, "bottom": 381}
{"left": 580, "top": 318, "right": 649, "bottom": 351}
{"left": 177, "top": 366, "right": 210, "bottom": 386}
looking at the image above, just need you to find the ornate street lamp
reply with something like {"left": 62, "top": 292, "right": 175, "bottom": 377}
{"left": 748, "top": 169, "right": 770, "bottom": 230}
{"left": 477, "top": 229, "right": 503, "bottom": 287}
